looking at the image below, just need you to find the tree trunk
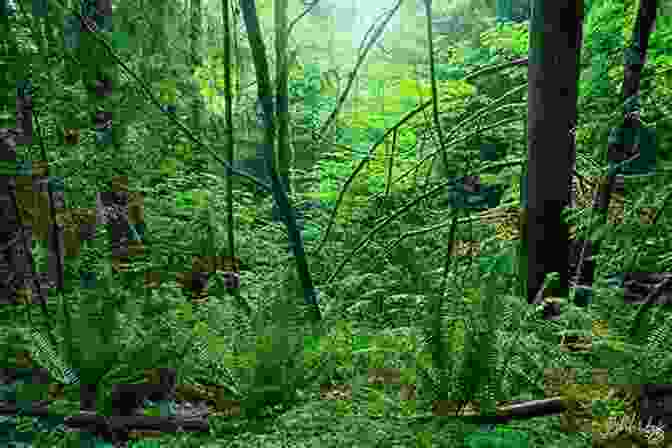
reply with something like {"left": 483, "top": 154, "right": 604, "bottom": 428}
{"left": 523, "top": 0, "right": 583, "bottom": 305}
{"left": 239, "top": 0, "right": 321, "bottom": 321}
{"left": 573, "top": 0, "right": 659, "bottom": 298}
{"left": 275, "top": 0, "right": 291, "bottom": 197}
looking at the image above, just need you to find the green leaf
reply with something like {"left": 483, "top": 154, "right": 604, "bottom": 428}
{"left": 160, "top": 157, "right": 179, "bottom": 177}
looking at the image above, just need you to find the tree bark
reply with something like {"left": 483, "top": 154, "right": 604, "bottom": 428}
{"left": 523, "top": 0, "right": 583, "bottom": 305}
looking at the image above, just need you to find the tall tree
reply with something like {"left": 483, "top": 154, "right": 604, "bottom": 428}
{"left": 522, "top": 0, "right": 583, "bottom": 306}
{"left": 239, "top": 0, "right": 321, "bottom": 322}
{"left": 573, "top": 0, "right": 659, "bottom": 307}
{"left": 275, "top": 0, "right": 291, "bottom": 197}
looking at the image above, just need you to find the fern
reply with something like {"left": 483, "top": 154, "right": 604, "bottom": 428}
{"left": 452, "top": 323, "right": 488, "bottom": 416}
{"left": 645, "top": 317, "right": 671, "bottom": 354}
{"left": 28, "top": 328, "right": 79, "bottom": 385}
{"left": 589, "top": 302, "right": 672, "bottom": 385}
{"left": 451, "top": 274, "right": 564, "bottom": 412}
{"left": 471, "top": 281, "right": 502, "bottom": 416}
{"left": 637, "top": 314, "right": 672, "bottom": 383}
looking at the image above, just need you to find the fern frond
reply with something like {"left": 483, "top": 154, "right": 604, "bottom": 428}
{"left": 638, "top": 315, "right": 672, "bottom": 382}
{"left": 476, "top": 294, "right": 503, "bottom": 416}
{"left": 28, "top": 328, "right": 79, "bottom": 385}
{"left": 645, "top": 316, "right": 671, "bottom": 354}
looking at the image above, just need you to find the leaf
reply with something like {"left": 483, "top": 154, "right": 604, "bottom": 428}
{"left": 174, "top": 302, "right": 194, "bottom": 322}
{"left": 463, "top": 288, "right": 481, "bottom": 305}
{"left": 201, "top": 86, "right": 216, "bottom": 99}
{"left": 159, "top": 157, "right": 178, "bottom": 176}
{"left": 192, "top": 321, "right": 209, "bottom": 337}
{"left": 479, "top": 174, "right": 499, "bottom": 184}
{"left": 174, "top": 143, "right": 193, "bottom": 161}
{"left": 157, "top": 79, "right": 177, "bottom": 103}
{"left": 449, "top": 319, "right": 466, "bottom": 353}
{"left": 399, "top": 79, "right": 420, "bottom": 98}
{"left": 191, "top": 190, "right": 210, "bottom": 209}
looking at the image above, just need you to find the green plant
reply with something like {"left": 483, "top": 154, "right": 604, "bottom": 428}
{"left": 592, "top": 398, "right": 625, "bottom": 418}
{"left": 480, "top": 21, "right": 529, "bottom": 57}
{"left": 452, "top": 291, "right": 500, "bottom": 416}
{"left": 130, "top": 439, "right": 162, "bottom": 448}
{"left": 464, "top": 425, "right": 529, "bottom": 448}
{"left": 607, "top": 398, "right": 626, "bottom": 417}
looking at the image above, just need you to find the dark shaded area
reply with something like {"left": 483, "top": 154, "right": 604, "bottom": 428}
{"left": 111, "top": 382, "right": 175, "bottom": 416}
{"left": 177, "top": 270, "right": 211, "bottom": 299}
{"left": 640, "top": 384, "right": 672, "bottom": 431}
{"left": 568, "top": 244, "right": 672, "bottom": 308}
{"left": 231, "top": 157, "right": 270, "bottom": 197}
{"left": 0, "top": 366, "right": 51, "bottom": 384}
{"left": 620, "top": 271, "right": 672, "bottom": 305}
{"left": 479, "top": 140, "right": 508, "bottom": 162}
{"left": 608, "top": 125, "right": 657, "bottom": 176}
{"left": 63, "top": 412, "right": 209, "bottom": 444}
{"left": 440, "top": 175, "right": 504, "bottom": 210}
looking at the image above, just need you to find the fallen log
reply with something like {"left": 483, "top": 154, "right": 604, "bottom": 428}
{"left": 430, "top": 396, "right": 568, "bottom": 424}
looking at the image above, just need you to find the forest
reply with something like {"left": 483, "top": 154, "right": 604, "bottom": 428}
{"left": 0, "top": 0, "right": 671, "bottom": 446}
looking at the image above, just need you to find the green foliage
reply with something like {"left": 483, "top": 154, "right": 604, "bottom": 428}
{"left": 1, "top": 0, "right": 670, "bottom": 446}
{"left": 289, "top": 62, "right": 322, "bottom": 101}
{"left": 480, "top": 21, "right": 529, "bottom": 57}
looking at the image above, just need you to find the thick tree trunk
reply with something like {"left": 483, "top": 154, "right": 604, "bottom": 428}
{"left": 523, "top": 0, "right": 583, "bottom": 305}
